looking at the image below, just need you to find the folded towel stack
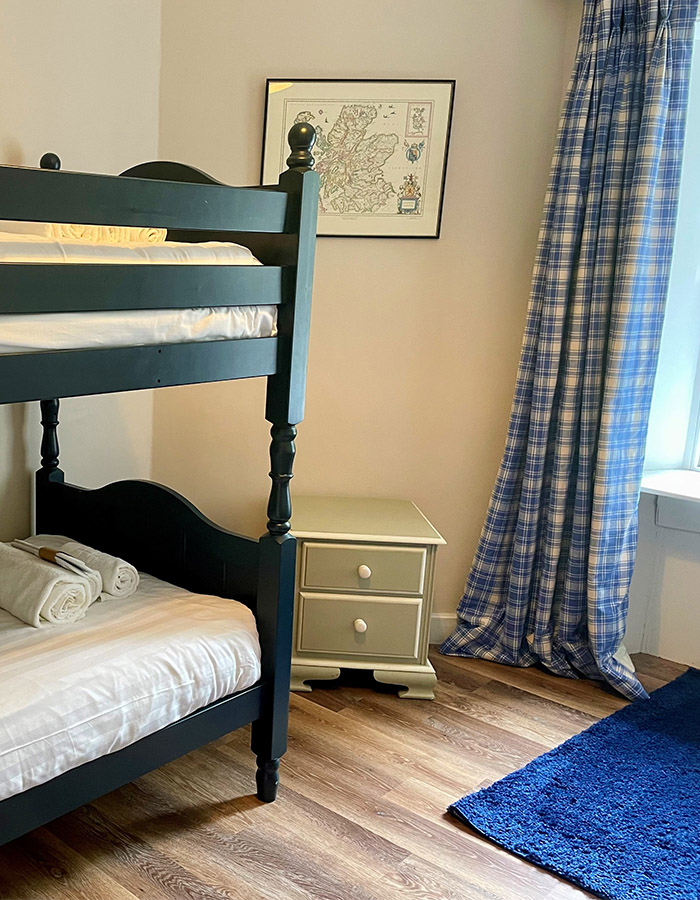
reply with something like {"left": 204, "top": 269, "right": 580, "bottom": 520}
{"left": 26, "top": 535, "right": 140, "bottom": 600}
{"left": 0, "top": 220, "right": 167, "bottom": 244}
{"left": 0, "top": 543, "right": 94, "bottom": 627}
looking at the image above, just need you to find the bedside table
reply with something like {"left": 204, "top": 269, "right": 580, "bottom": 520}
{"left": 289, "top": 496, "right": 446, "bottom": 699}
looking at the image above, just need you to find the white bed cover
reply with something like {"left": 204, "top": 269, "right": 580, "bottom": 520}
{"left": 0, "top": 233, "right": 277, "bottom": 353}
{"left": 0, "top": 572, "right": 261, "bottom": 801}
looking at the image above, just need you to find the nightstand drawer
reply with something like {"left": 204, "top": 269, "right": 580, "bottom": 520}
{"left": 298, "top": 592, "right": 421, "bottom": 659}
{"left": 301, "top": 542, "right": 426, "bottom": 594}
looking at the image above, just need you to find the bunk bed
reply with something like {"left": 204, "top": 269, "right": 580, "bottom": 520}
{"left": 0, "top": 123, "right": 319, "bottom": 847}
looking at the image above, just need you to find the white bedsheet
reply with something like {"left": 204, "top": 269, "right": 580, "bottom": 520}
{"left": 0, "top": 233, "right": 277, "bottom": 353}
{"left": 0, "top": 232, "right": 260, "bottom": 265}
{"left": 0, "top": 573, "right": 261, "bottom": 802}
{"left": 0, "top": 306, "right": 277, "bottom": 354}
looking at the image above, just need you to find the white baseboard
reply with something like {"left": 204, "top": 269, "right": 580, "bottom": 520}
{"left": 429, "top": 613, "right": 457, "bottom": 645}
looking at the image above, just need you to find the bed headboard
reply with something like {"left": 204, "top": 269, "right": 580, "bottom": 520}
{"left": 35, "top": 475, "right": 260, "bottom": 612}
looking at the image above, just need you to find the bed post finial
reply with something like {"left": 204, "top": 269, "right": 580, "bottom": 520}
{"left": 286, "top": 123, "right": 316, "bottom": 171}
{"left": 39, "top": 153, "right": 61, "bottom": 170}
{"left": 38, "top": 399, "right": 62, "bottom": 481}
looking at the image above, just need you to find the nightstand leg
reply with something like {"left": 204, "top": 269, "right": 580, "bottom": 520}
{"left": 373, "top": 665, "right": 437, "bottom": 700}
{"left": 290, "top": 664, "right": 341, "bottom": 692}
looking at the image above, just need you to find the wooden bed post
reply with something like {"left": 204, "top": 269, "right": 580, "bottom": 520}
{"left": 37, "top": 398, "right": 64, "bottom": 483}
{"left": 35, "top": 398, "right": 65, "bottom": 535}
{"left": 252, "top": 123, "right": 319, "bottom": 802}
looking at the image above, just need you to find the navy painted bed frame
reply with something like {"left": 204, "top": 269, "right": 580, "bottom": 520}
{"left": 0, "top": 124, "right": 319, "bottom": 847}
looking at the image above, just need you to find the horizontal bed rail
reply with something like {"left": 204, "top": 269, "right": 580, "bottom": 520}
{"left": 0, "top": 337, "right": 279, "bottom": 404}
{"left": 0, "top": 164, "right": 290, "bottom": 233}
{"left": 0, "top": 264, "right": 285, "bottom": 313}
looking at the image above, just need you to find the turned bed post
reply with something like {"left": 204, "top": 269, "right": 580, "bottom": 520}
{"left": 35, "top": 398, "right": 65, "bottom": 535}
{"left": 38, "top": 399, "right": 61, "bottom": 479}
{"left": 252, "top": 123, "right": 319, "bottom": 802}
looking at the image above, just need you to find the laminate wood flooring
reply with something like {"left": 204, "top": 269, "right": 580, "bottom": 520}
{"left": 0, "top": 651, "right": 685, "bottom": 900}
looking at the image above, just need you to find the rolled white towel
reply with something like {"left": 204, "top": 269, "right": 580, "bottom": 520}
{"left": 0, "top": 543, "right": 93, "bottom": 626}
{"left": 0, "top": 221, "right": 167, "bottom": 244}
{"left": 26, "top": 535, "right": 140, "bottom": 599}
{"left": 11, "top": 539, "right": 102, "bottom": 604}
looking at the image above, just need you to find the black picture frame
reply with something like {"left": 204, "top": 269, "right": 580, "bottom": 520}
{"left": 261, "top": 78, "right": 455, "bottom": 239}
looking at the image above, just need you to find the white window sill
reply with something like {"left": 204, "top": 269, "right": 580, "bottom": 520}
{"left": 641, "top": 469, "right": 700, "bottom": 502}
{"left": 641, "top": 470, "right": 700, "bottom": 533}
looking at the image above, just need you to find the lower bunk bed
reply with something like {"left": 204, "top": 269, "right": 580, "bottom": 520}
{"left": 0, "top": 470, "right": 296, "bottom": 847}
{"left": 0, "top": 570, "right": 261, "bottom": 805}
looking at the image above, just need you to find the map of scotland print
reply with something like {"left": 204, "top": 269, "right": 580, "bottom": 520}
{"left": 262, "top": 80, "right": 455, "bottom": 237}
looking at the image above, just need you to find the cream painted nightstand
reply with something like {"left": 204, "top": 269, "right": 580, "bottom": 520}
{"left": 290, "top": 496, "right": 446, "bottom": 699}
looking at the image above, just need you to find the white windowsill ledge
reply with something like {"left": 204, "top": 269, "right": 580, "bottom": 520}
{"left": 641, "top": 469, "right": 700, "bottom": 533}
{"left": 641, "top": 469, "right": 700, "bottom": 502}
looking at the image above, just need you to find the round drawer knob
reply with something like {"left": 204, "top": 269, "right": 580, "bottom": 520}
{"left": 354, "top": 618, "right": 368, "bottom": 633}
{"left": 357, "top": 564, "right": 372, "bottom": 580}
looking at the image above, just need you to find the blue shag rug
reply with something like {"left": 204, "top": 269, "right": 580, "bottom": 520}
{"left": 450, "top": 668, "right": 700, "bottom": 900}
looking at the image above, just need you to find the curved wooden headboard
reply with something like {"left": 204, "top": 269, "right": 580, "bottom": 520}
{"left": 35, "top": 477, "right": 260, "bottom": 612}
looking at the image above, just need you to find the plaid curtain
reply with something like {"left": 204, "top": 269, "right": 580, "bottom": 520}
{"left": 442, "top": 0, "right": 698, "bottom": 700}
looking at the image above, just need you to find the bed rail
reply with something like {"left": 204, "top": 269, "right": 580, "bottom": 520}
{"left": 0, "top": 337, "right": 279, "bottom": 403}
{"left": 0, "top": 264, "right": 284, "bottom": 314}
{"left": 0, "top": 166, "right": 289, "bottom": 233}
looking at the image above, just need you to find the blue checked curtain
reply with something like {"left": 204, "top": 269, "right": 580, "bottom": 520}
{"left": 442, "top": 0, "right": 698, "bottom": 700}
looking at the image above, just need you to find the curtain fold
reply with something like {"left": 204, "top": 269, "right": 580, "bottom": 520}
{"left": 442, "top": 0, "right": 698, "bottom": 700}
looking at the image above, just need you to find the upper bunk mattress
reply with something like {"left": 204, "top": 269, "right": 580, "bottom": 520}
{"left": 0, "top": 232, "right": 276, "bottom": 353}
{"left": 0, "top": 572, "right": 261, "bottom": 802}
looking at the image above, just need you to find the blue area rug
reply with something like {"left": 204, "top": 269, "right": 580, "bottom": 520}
{"left": 450, "top": 668, "right": 700, "bottom": 900}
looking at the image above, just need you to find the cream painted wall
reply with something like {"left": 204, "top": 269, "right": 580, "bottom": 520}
{"left": 0, "top": 1, "right": 162, "bottom": 541}
{"left": 156, "top": 0, "right": 582, "bottom": 625}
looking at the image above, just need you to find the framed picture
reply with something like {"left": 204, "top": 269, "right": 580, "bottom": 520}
{"left": 261, "top": 79, "right": 455, "bottom": 238}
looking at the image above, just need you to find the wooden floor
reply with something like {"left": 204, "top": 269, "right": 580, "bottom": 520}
{"left": 0, "top": 651, "right": 686, "bottom": 900}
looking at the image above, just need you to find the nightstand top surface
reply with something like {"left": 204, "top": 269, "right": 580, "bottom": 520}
{"left": 291, "top": 496, "right": 445, "bottom": 545}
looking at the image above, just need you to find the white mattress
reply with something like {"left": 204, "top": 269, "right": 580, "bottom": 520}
{"left": 0, "top": 232, "right": 277, "bottom": 353}
{"left": 0, "top": 231, "right": 261, "bottom": 265}
{"left": 0, "top": 306, "right": 277, "bottom": 354}
{"left": 0, "top": 572, "right": 261, "bottom": 801}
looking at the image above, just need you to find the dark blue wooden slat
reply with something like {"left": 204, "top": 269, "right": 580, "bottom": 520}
{"left": 0, "top": 337, "right": 279, "bottom": 403}
{"left": 0, "top": 264, "right": 284, "bottom": 313}
{"left": 0, "top": 165, "right": 289, "bottom": 232}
